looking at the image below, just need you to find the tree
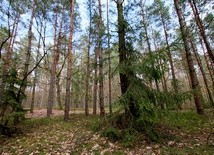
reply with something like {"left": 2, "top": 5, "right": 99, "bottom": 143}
{"left": 173, "top": 0, "right": 204, "bottom": 115}
{"left": 150, "top": 0, "right": 179, "bottom": 98}
{"left": 19, "top": 0, "right": 37, "bottom": 105}
{"left": 98, "top": 0, "right": 105, "bottom": 116}
{"left": 189, "top": 36, "right": 214, "bottom": 106}
{"left": 84, "top": 0, "right": 92, "bottom": 116}
{"left": 93, "top": 48, "right": 98, "bottom": 115}
{"left": 64, "top": 0, "right": 75, "bottom": 121}
{"left": 188, "top": 0, "right": 214, "bottom": 64}
{"left": 47, "top": 2, "right": 60, "bottom": 117}
{"left": 30, "top": 18, "right": 43, "bottom": 113}
{"left": 107, "top": 0, "right": 112, "bottom": 114}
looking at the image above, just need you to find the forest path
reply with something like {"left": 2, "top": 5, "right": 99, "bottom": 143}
{"left": 25, "top": 109, "right": 84, "bottom": 118}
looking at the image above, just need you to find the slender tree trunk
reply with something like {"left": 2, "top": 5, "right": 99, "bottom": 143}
{"left": 140, "top": 1, "right": 154, "bottom": 89}
{"left": 152, "top": 30, "right": 168, "bottom": 92}
{"left": 10, "top": 13, "right": 20, "bottom": 53}
{"left": 107, "top": 0, "right": 112, "bottom": 114}
{"left": 85, "top": 0, "right": 92, "bottom": 116}
{"left": 55, "top": 10, "right": 64, "bottom": 111}
{"left": 188, "top": 0, "right": 214, "bottom": 64}
{"left": 64, "top": 0, "right": 75, "bottom": 121}
{"left": 174, "top": 0, "right": 204, "bottom": 115}
{"left": 47, "top": 4, "right": 59, "bottom": 117}
{"left": 98, "top": 0, "right": 105, "bottom": 116}
{"left": 20, "top": 0, "right": 36, "bottom": 101}
{"left": 189, "top": 37, "right": 214, "bottom": 106}
{"left": 0, "top": 12, "right": 20, "bottom": 103}
{"left": 200, "top": 38, "right": 214, "bottom": 91}
{"left": 30, "top": 22, "right": 42, "bottom": 113}
{"left": 93, "top": 48, "right": 98, "bottom": 115}
{"left": 56, "top": 77, "right": 62, "bottom": 110}
{"left": 161, "top": 16, "right": 178, "bottom": 95}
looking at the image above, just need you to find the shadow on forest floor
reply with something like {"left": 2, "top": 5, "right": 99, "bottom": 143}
{"left": 0, "top": 109, "right": 214, "bottom": 154}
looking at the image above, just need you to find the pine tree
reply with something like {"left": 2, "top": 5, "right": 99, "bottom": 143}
{"left": 64, "top": 0, "right": 75, "bottom": 121}
{"left": 174, "top": 0, "right": 204, "bottom": 115}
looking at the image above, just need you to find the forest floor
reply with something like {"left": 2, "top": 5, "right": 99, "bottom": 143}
{"left": 0, "top": 109, "right": 214, "bottom": 155}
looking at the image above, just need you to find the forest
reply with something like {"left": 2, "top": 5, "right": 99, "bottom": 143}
{"left": 0, "top": 0, "right": 214, "bottom": 154}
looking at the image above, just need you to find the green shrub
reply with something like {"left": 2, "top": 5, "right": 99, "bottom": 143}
{"left": 101, "top": 127, "right": 121, "bottom": 142}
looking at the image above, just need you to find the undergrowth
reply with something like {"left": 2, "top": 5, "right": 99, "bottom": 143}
{"left": 93, "top": 109, "right": 214, "bottom": 148}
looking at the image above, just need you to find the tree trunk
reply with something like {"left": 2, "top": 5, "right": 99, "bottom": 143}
{"left": 200, "top": 38, "right": 214, "bottom": 92}
{"left": 117, "top": 0, "right": 140, "bottom": 117}
{"left": 47, "top": 4, "right": 59, "bottom": 117}
{"left": 85, "top": 0, "right": 92, "bottom": 116}
{"left": 140, "top": 1, "right": 153, "bottom": 89}
{"left": 189, "top": 37, "right": 214, "bottom": 106}
{"left": 20, "top": 0, "right": 36, "bottom": 103}
{"left": 30, "top": 22, "right": 42, "bottom": 113}
{"left": 107, "top": 0, "right": 112, "bottom": 114}
{"left": 188, "top": 0, "right": 214, "bottom": 64}
{"left": 56, "top": 10, "right": 64, "bottom": 111}
{"left": 0, "top": 13, "right": 20, "bottom": 104}
{"left": 98, "top": 0, "right": 105, "bottom": 116}
{"left": 174, "top": 0, "right": 204, "bottom": 115}
{"left": 117, "top": 0, "right": 128, "bottom": 98}
{"left": 93, "top": 48, "right": 98, "bottom": 115}
{"left": 64, "top": 0, "right": 75, "bottom": 121}
{"left": 161, "top": 16, "right": 178, "bottom": 95}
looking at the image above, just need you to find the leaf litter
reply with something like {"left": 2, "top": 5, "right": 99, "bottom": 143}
{"left": 0, "top": 109, "right": 214, "bottom": 154}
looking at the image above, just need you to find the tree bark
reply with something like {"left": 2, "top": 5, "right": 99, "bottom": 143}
{"left": 152, "top": 30, "right": 168, "bottom": 92}
{"left": 64, "top": 0, "right": 75, "bottom": 121}
{"left": 161, "top": 16, "right": 178, "bottom": 95}
{"left": 93, "top": 48, "right": 98, "bottom": 115}
{"left": 98, "top": 0, "right": 105, "bottom": 116}
{"left": 188, "top": 0, "right": 214, "bottom": 64}
{"left": 30, "top": 21, "right": 42, "bottom": 113}
{"left": 107, "top": 0, "right": 112, "bottom": 114}
{"left": 47, "top": 4, "right": 59, "bottom": 117}
{"left": 140, "top": 1, "right": 153, "bottom": 89}
{"left": 56, "top": 10, "right": 64, "bottom": 111}
{"left": 116, "top": 0, "right": 140, "bottom": 117}
{"left": 16, "top": 0, "right": 37, "bottom": 107}
{"left": 0, "top": 12, "right": 20, "bottom": 104}
{"left": 85, "top": 0, "right": 92, "bottom": 116}
{"left": 117, "top": 0, "right": 128, "bottom": 97}
{"left": 190, "top": 37, "right": 214, "bottom": 106}
{"left": 200, "top": 38, "right": 214, "bottom": 92}
{"left": 174, "top": 0, "right": 204, "bottom": 115}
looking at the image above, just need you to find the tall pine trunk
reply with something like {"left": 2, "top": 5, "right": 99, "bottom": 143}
{"left": 17, "top": 0, "right": 36, "bottom": 104}
{"left": 140, "top": 1, "right": 153, "bottom": 89}
{"left": 161, "top": 16, "right": 178, "bottom": 95}
{"left": 174, "top": 0, "right": 204, "bottom": 115}
{"left": 93, "top": 48, "right": 98, "bottom": 115}
{"left": 107, "top": 0, "right": 112, "bottom": 114}
{"left": 98, "top": 0, "right": 105, "bottom": 116}
{"left": 200, "top": 38, "right": 214, "bottom": 91}
{"left": 64, "top": 0, "right": 75, "bottom": 121}
{"left": 47, "top": 4, "right": 59, "bottom": 117}
{"left": 189, "top": 37, "right": 214, "bottom": 106}
{"left": 188, "top": 0, "right": 214, "bottom": 64}
{"left": 30, "top": 22, "right": 42, "bottom": 113}
{"left": 55, "top": 11, "right": 64, "bottom": 111}
{"left": 85, "top": 0, "right": 92, "bottom": 116}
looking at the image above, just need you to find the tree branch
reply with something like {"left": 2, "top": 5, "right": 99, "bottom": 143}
{"left": 0, "top": 36, "right": 10, "bottom": 59}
